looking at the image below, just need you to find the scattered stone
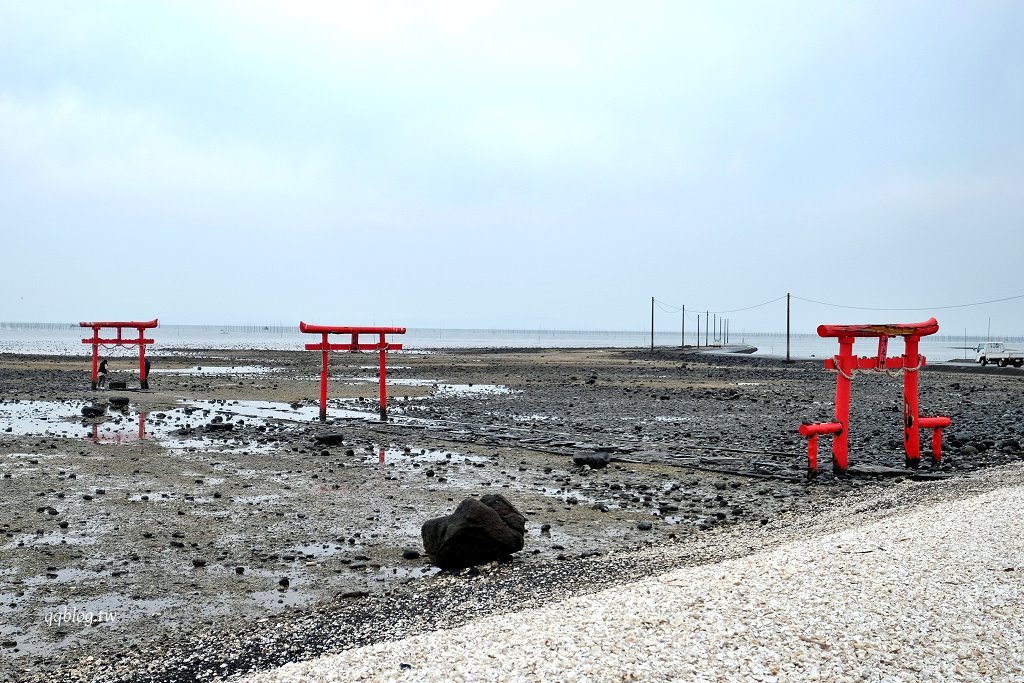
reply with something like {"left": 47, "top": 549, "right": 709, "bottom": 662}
{"left": 81, "top": 405, "right": 106, "bottom": 418}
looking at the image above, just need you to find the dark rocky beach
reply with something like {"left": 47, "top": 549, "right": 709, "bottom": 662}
{"left": 1, "top": 346, "right": 1022, "bottom": 682}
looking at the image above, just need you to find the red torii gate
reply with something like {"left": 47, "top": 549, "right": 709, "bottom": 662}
{"left": 299, "top": 322, "right": 406, "bottom": 421}
{"left": 798, "top": 317, "right": 951, "bottom": 478}
{"left": 80, "top": 319, "right": 158, "bottom": 390}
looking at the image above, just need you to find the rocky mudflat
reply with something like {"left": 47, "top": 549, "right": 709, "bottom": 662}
{"left": 1, "top": 346, "right": 1022, "bottom": 682}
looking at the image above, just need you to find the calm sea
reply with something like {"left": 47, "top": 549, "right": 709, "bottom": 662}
{"left": 0, "top": 322, "right": 999, "bottom": 363}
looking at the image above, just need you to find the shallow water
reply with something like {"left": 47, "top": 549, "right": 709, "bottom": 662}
{"left": 0, "top": 322, "right": 996, "bottom": 364}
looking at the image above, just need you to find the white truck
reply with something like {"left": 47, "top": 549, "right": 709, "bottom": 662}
{"left": 976, "top": 342, "right": 1024, "bottom": 367}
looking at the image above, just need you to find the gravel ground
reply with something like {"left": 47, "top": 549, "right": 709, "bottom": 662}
{"left": 240, "top": 462, "right": 1024, "bottom": 683}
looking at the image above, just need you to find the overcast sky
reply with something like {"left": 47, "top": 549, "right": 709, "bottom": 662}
{"left": 2, "top": 1, "right": 1022, "bottom": 335}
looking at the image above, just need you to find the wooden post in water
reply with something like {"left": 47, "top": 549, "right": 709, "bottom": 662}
{"left": 705, "top": 311, "right": 709, "bottom": 346}
{"left": 696, "top": 314, "right": 700, "bottom": 348}
{"left": 650, "top": 297, "right": 654, "bottom": 351}
{"left": 681, "top": 305, "right": 685, "bottom": 348}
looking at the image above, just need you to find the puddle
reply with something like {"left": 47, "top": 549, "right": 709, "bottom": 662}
{"left": 0, "top": 399, "right": 384, "bottom": 452}
{"left": 23, "top": 567, "right": 97, "bottom": 587}
{"left": 246, "top": 572, "right": 316, "bottom": 609}
{"left": 536, "top": 486, "right": 608, "bottom": 507}
{"left": 2, "top": 531, "right": 99, "bottom": 549}
{"left": 366, "top": 448, "right": 488, "bottom": 468}
{"left": 339, "top": 378, "right": 513, "bottom": 397}
{"left": 181, "top": 399, "right": 377, "bottom": 424}
{"left": 0, "top": 387, "right": 505, "bottom": 447}
{"left": 150, "top": 366, "right": 278, "bottom": 376}
{"left": 435, "top": 383, "right": 513, "bottom": 396}
{"left": 164, "top": 437, "right": 279, "bottom": 455}
{"left": 232, "top": 494, "right": 281, "bottom": 505}
{"left": 279, "top": 542, "right": 351, "bottom": 560}
{"left": 0, "top": 400, "right": 93, "bottom": 437}
{"left": 372, "top": 565, "right": 440, "bottom": 580}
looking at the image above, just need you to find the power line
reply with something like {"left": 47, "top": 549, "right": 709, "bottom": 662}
{"left": 791, "top": 293, "right": 1024, "bottom": 311}
{"left": 654, "top": 295, "right": 786, "bottom": 315}
{"left": 712, "top": 295, "right": 788, "bottom": 314}
{"left": 657, "top": 292, "right": 1024, "bottom": 317}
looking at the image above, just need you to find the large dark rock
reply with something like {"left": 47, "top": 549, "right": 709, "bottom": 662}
{"left": 315, "top": 433, "right": 345, "bottom": 446}
{"left": 421, "top": 494, "right": 526, "bottom": 570}
{"left": 81, "top": 404, "right": 106, "bottom": 418}
{"left": 573, "top": 452, "right": 610, "bottom": 468}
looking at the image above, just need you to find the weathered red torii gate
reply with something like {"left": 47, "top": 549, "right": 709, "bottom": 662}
{"left": 299, "top": 322, "right": 406, "bottom": 421}
{"left": 80, "top": 319, "right": 158, "bottom": 390}
{"left": 798, "top": 317, "right": 951, "bottom": 478}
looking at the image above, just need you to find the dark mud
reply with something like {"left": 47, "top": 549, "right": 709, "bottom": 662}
{"left": 1, "top": 347, "right": 1022, "bottom": 682}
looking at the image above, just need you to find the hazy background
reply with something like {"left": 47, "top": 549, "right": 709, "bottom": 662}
{"left": 2, "top": 1, "right": 1021, "bottom": 336}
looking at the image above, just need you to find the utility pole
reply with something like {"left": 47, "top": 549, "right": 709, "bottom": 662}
{"left": 786, "top": 292, "right": 791, "bottom": 362}
{"left": 696, "top": 314, "right": 700, "bottom": 348}
{"left": 650, "top": 297, "right": 654, "bottom": 351}
{"left": 705, "top": 311, "right": 709, "bottom": 346}
{"left": 713, "top": 314, "right": 717, "bottom": 345}
{"left": 681, "top": 305, "right": 685, "bottom": 348}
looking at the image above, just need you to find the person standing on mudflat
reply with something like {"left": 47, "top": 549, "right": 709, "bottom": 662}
{"left": 98, "top": 359, "right": 108, "bottom": 388}
{"left": 143, "top": 358, "right": 151, "bottom": 389}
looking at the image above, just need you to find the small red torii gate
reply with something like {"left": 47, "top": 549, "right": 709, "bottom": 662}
{"left": 299, "top": 322, "right": 406, "bottom": 421}
{"left": 80, "top": 319, "right": 158, "bottom": 390}
{"left": 798, "top": 317, "right": 951, "bottom": 478}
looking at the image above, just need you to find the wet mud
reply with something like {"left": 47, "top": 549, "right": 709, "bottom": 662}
{"left": 1, "top": 347, "right": 1022, "bottom": 681}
